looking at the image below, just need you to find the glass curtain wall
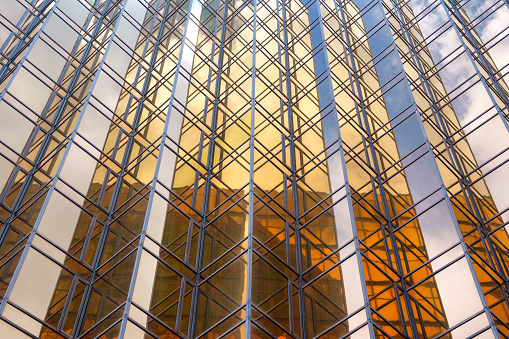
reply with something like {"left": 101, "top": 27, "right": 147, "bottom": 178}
{"left": 1, "top": 0, "right": 509, "bottom": 337}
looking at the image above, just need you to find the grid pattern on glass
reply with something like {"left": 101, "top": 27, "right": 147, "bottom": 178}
{"left": 0, "top": 0, "right": 509, "bottom": 337}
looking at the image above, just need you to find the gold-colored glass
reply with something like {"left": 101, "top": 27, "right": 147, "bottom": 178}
{"left": 1, "top": 0, "right": 509, "bottom": 337}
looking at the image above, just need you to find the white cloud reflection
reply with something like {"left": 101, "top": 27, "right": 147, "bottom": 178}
{"left": 385, "top": 0, "right": 509, "bottom": 335}
{"left": 411, "top": 0, "right": 509, "bottom": 224}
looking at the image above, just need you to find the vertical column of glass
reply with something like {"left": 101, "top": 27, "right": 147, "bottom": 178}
{"left": 439, "top": 0, "right": 509, "bottom": 226}
{"left": 0, "top": 0, "right": 95, "bottom": 308}
{"left": 388, "top": 0, "right": 509, "bottom": 334}
{"left": 282, "top": 0, "right": 307, "bottom": 336}
{"left": 284, "top": 0, "right": 375, "bottom": 337}
{"left": 192, "top": 0, "right": 254, "bottom": 336}
{"left": 319, "top": 0, "right": 426, "bottom": 336}
{"left": 435, "top": 0, "right": 509, "bottom": 282}
{"left": 118, "top": 0, "right": 218, "bottom": 336}
{"left": 402, "top": 0, "right": 509, "bottom": 225}
{"left": 0, "top": 0, "right": 129, "bottom": 335}
{"left": 0, "top": 0, "right": 99, "bottom": 334}
{"left": 336, "top": 0, "right": 477, "bottom": 336}
{"left": 246, "top": 0, "right": 304, "bottom": 336}
{"left": 73, "top": 0, "right": 193, "bottom": 337}
{"left": 0, "top": 0, "right": 83, "bottom": 231}
{"left": 349, "top": 0, "right": 499, "bottom": 336}
{"left": 441, "top": 0, "right": 509, "bottom": 263}
{"left": 0, "top": 0, "right": 150, "bottom": 336}
{"left": 0, "top": 0, "right": 90, "bottom": 193}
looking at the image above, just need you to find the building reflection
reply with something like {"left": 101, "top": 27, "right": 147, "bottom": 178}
{"left": 1, "top": 0, "right": 509, "bottom": 337}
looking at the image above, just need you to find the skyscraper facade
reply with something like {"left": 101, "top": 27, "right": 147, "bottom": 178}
{"left": 1, "top": 0, "right": 509, "bottom": 336}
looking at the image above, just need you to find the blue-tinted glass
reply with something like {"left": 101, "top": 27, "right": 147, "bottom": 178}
{"left": 368, "top": 25, "right": 392, "bottom": 56}
{"left": 376, "top": 50, "right": 401, "bottom": 85}
{"left": 362, "top": 3, "right": 384, "bottom": 32}
{"left": 394, "top": 113, "right": 426, "bottom": 156}
{"left": 384, "top": 80, "right": 413, "bottom": 118}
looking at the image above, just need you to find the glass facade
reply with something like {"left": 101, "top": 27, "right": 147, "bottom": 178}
{"left": 1, "top": 0, "right": 509, "bottom": 336}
